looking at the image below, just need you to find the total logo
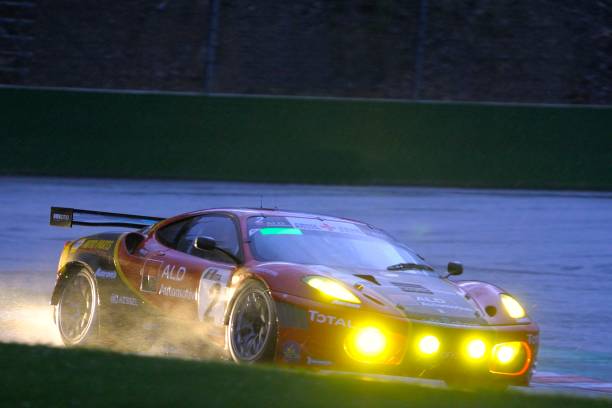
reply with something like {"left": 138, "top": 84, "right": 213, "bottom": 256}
{"left": 161, "top": 264, "right": 186, "bottom": 281}
{"left": 309, "top": 310, "right": 353, "bottom": 328}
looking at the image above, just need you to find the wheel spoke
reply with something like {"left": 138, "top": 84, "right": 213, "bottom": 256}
{"left": 231, "top": 289, "right": 272, "bottom": 360}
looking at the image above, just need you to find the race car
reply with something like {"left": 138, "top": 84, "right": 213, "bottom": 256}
{"left": 49, "top": 206, "right": 539, "bottom": 387}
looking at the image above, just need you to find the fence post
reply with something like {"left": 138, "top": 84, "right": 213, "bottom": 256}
{"left": 413, "top": 0, "right": 428, "bottom": 99}
{"left": 203, "top": 0, "right": 221, "bottom": 93}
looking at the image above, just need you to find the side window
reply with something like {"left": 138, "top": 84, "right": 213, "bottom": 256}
{"left": 156, "top": 219, "right": 191, "bottom": 249}
{"left": 175, "top": 215, "right": 240, "bottom": 262}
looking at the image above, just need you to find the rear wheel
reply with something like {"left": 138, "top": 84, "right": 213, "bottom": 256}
{"left": 227, "top": 280, "right": 277, "bottom": 363}
{"left": 56, "top": 269, "right": 100, "bottom": 346}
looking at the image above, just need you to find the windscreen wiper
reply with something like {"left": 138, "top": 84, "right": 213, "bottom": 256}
{"left": 387, "top": 262, "right": 434, "bottom": 272}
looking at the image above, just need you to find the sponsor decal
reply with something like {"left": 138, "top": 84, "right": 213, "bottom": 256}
{"left": 415, "top": 296, "right": 473, "bottom": 313}
{"left": 110, "top": 293, "right": 139, "bottom": 306}
{"left": 527, "top": 334, "right": 539, "bottom": 345}
{"left": 306, "top": 357, "right": 332, "bottom": 366}
{"left": 287, "top": 217, "right": 364, "bottom": 235}
{"left": 197, "top": 267, "right": 233, "bottom": 324}
{"left": 159, "top": 284, "right": 196, "bottom": 300}
{"left": 309, "top": 310, "right": 353, "bottom": 328}
{"left": 252, "top": 216, "right": 292, "bottom": 227}
{"left": 53, "top": 213, "right": 70, "bottom": 222}
{"left": 81, "top": 239, "right": 114, "bottom": 251}
{"left": 95, "top": 267, "right": 116, "bottom": 280}
{"left": 416, "top": 296, "right": 446, "bottom": 304}
{"left": 161, "top": 264, "right": 186, "bottom": 281}
{"left": 282, "top": 341, "right": 301, "bottom": 363}
{"left": 201, "top": 267, "right": 224, "bottom": 282}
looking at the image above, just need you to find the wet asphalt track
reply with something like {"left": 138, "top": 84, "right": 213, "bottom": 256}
{"left": 0, "top": 177, "right": 611, "bottom": 395}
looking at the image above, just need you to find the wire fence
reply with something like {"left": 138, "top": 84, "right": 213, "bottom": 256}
{"left": 0, "top": 0, "right": 610, "bottom": 104}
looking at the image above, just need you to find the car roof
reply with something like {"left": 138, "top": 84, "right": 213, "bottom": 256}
{"left": 185, "top": 207, "right": 369, "bottom": 226}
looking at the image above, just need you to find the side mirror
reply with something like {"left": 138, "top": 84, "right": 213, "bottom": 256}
{"left": 193, "top": 236, "right": 241, "bottom": 265}
{"left": 447, "top": 261, "right": 463, "bottom": 276}
{"left": 194, "top": 236, "right": 217, "bottom": 251}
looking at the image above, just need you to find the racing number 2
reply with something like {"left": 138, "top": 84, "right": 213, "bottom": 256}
{"left": 203, "top": 283, "right": 222, "bottom": 321}
{"left": 197, "top": 267, "right": 232, "bottom": 324}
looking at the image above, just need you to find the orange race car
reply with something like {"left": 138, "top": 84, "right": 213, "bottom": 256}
{"left": 50, "top": 206, "right": 539, "bottom": 388}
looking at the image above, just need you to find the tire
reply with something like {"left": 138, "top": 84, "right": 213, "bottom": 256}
{"left": 56, "top": 268, "right": 100, "bottom": 346}
{"left": 226, "top": 280, "right": 277, "bottom": 363}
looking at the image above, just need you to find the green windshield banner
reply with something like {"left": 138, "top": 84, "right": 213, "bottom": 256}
{"left": 259, "top": 228, "right": 303, "bottom": 235}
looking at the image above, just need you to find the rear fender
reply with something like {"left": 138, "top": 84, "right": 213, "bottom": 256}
{"left": 51, "top": 249, "right": 118, "bottom": 305}
{"left": 51, "top": 261, "right": 97, "bottom": 305}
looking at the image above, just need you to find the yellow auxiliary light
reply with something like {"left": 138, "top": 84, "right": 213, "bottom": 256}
{"left": 418, "top": 335, "right": 440, "bottom": 355}
{"left": 344, "top": 326, "right": 390, "bottom": 364}
{"left": 493, "top": 342, "right": 521, "bottom": 364}
{"left": 466, "top": 339, "right": 487, "bottom": 359}
{"left": 355, "top": 327, "right": 387, "bottom": 356}
{"left": 303, "top": 276, "right": 360, "bottom": 304}
{"left": 500, "top": 294, "right": 526, "bottom": 319}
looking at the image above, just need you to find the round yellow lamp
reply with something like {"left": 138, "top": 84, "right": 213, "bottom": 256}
{"left": 418, "top": 335, "right": 440, "bottom": 355}
{"left": 466, "top": 339, "right": 486, "bottom": 359}
{"left": 355, "top": 327, "right": 387, "bottom": 356}
{"left": 494, "top": 343, "right": 519, "bottom": 364}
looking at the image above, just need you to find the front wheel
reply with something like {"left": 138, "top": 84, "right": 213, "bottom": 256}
{"left": 226, "top": 280, "right": 277, "bottom": 363}
{"left": 56, "top": 269, "right": 100, "bottom": 346}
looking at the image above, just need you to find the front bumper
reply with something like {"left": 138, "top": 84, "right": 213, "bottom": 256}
{"left": 273, "top": 293, "right": 539, "bottom": 386}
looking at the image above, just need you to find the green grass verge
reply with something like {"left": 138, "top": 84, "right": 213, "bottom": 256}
{"left": 1, "top": 343, "right": 610, "bottom": 407}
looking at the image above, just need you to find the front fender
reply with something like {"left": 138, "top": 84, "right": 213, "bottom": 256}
{"left": 457, "top": 280, "right": 534, "bottom": 326}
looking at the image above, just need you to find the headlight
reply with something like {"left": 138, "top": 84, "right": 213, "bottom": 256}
{"left": 303, "top": 276, "right": 361, "bottom": 304}
{"left": 500, "top": 294, "right": 526, "bottom": 319}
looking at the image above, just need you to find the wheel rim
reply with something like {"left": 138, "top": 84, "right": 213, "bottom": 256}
{"left": 231, "top": 290, "right": 272, "bottom": 360}
{"left": 58, "top": 272, "right": 96, "bottom": 343}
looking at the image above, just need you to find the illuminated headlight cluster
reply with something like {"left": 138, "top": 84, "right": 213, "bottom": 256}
{"left": 303, "top": 276, "right": 360, "bottom": 304}
{"left": 500, "top": 294, "right": 526, "bottom": 319}
{"left": 412, "top": 334, "right": 531, "bottom": 375}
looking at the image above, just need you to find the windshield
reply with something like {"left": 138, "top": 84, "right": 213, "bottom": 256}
{"left": 247, "top": 216, "right": 434, "bottom": 274}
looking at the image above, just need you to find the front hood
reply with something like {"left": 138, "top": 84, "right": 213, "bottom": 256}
{"left": 309, "top": 265, "right": 487, "bottom": 325}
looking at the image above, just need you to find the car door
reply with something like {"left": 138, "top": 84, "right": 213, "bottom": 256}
{"left": 153, "top": 214, "right": 241, "bottom": 324}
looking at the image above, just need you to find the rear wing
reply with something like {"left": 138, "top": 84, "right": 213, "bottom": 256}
{"left": 50, "top": 207, "right": 165, "bottom": 228}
